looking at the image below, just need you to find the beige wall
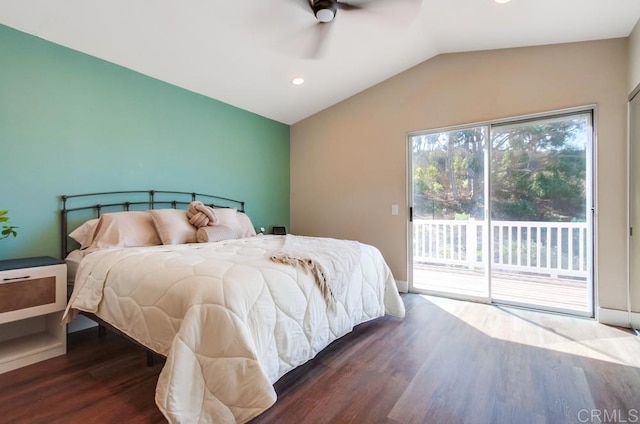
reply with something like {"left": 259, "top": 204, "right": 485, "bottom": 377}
{"left": 629, "top": 18, "right": 640, "bottom": 93}
{"left": 291, "top": 39, "right": 629, "bottom": 313}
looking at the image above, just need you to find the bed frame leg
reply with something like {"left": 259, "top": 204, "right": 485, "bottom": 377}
{"left": 98, "top": 324, "right": 107, "bottom": 338}
{"left": 146, "top": 351, "right": 155, "bottom": 367}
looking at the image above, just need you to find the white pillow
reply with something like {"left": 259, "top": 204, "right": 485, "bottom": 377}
{"left": 213, "top": 208, "right": 242, "bottom": 237}
{"left": 237, "top": 212, "right": 257, "bottom": 237}
{"left": 148, "top": 209, "right": 197, "bottom": 245}
{"left": 196, "top": 226, "right": 238, "bottom": 243}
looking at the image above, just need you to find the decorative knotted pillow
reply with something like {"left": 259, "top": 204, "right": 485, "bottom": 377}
{"left": 187, "top": 201, "right": 218, "bottom": 228}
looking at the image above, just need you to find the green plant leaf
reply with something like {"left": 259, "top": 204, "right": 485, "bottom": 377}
{"left": 0, "top": 211, "right": 17, "bottom": 239}
{"left": 1, "top": 225, "right": 17, "bottom": 238}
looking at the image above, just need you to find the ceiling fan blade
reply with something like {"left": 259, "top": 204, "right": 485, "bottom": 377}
{"left": 339, "top": 0, "right": 421, "bottom": 11}
{"left": 288, "top": 0, "right": 315, "bottom": 13}
{"left": 336, "top": 2, "right": 364, "bottom": 11}
{"left": 340, "top": 0, "right": 420, "bottom": 5}
{"left": 338, "top": 0, "right": 422, "bottom": 26}
{"left": 307, "top": 21, "right": 334, "bottom": 59}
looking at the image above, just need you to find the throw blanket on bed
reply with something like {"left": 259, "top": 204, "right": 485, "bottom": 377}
{"left": 270, "top": 235, "right": 360, "bottom": 307}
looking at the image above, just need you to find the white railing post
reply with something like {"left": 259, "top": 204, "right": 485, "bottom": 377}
{"left": 466, "top": 219, "right": 476, "bottom": 269}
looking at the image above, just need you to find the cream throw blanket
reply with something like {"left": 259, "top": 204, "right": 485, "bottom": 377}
{"left": 270, "top": 235, "right": 361, "bottom": 307}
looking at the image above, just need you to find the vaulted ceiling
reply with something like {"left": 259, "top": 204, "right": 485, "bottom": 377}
{"left": 2, "top": 0, "right": 640, "bottom": 124}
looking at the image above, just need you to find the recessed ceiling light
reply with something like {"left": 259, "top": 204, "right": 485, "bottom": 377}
{"left": 292, "top": 77, "right": 305, "bottom": 86}
{"left": 495, "top": 0, "right": 511, "bottom": 3}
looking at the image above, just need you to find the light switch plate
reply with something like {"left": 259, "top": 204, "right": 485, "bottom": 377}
{"left": 391, "top": 204, "right": 399, "bottom": 215}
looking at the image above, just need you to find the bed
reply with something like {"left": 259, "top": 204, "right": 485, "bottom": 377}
{"left": 61, "top": 190, "right": 405, "bottom": 423}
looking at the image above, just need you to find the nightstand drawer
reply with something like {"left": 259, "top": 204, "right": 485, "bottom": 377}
{"left": 0, "top": 276, "right": 56, "bottom": 314}
{"left": 0, "top": 264, "right": 66, "bottom": 325}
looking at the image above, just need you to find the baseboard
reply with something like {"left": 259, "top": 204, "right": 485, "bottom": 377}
{"left": 598, "top": 307, "right": 640, "bottom": 329}
{"left": 396, "top": 280, "right": 408, "bottom": 293}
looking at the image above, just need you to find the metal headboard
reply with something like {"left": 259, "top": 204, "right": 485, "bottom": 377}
{"left": 60, "top": 190, "right": 245, "bottom": 258}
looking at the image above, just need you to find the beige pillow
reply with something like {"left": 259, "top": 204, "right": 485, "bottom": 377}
{"left": 148, "top": 209, "right": 197, "bottom": 245}
{"left": 69, "top": 218, "right": 99, "bottom": 249}
{"left": 196, "top": 225, "right": 238, "bottom": 243}
{"left": 213, "top": 208, "right": 242, "bottom": 237}
{"left": 86, "top": 211, "right": 161, "bottom": 251}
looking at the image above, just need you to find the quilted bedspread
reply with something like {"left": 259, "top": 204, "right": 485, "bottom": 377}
{"left": 64, "top": 235, "right": 405, "bottom": 423}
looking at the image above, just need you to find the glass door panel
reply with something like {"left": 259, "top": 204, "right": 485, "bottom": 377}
{"left": 489, "top": 113, "right": 593, "bottom": 315}
{"left": 410, "top": 126, "right": 489, "bottom": 299}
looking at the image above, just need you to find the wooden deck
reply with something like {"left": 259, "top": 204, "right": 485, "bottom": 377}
{"left": 413, "top": 263, "right": 591, "bottom": 314}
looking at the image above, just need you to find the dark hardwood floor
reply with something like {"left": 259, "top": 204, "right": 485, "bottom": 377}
{"left": 1, "top": 294, "right": 639, "bottom": 423}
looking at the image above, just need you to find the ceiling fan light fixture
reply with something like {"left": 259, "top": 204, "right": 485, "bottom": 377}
{"left": 313, "top": 0, "right": 338, "bottom": 23}
{"left": 316, "top": 8, "right": 335, "bottom": 22}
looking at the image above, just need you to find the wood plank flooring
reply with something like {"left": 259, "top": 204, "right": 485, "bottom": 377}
{"left": 0, "top": 294, "right": 639, "bottom": 423}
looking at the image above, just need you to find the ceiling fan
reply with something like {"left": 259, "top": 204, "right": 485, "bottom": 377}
{"left": 291, "top": 0, "right": 420, "bottom": 58}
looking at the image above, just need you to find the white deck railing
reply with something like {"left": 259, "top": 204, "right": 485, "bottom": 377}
{"left": 413, "top": 219, "right": 588, "bottom": 278}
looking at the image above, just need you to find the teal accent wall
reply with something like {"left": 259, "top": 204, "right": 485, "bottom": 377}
{"left": 0, "top": 24, "right": 290, "bottom": 260}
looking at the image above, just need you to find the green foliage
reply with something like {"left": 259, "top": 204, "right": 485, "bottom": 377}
{"left": 492, "top": 198, "right": 537, "bottom": 221}
{"left": 412, "top": 116, "right": 588, "bottom": 222}
{"left": 0, "top": 210, "right": 18, "bottom": 240}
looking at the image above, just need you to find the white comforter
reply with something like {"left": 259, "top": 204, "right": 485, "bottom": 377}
{"left": 64, "top": 235, "right": 405, "bottom": 423}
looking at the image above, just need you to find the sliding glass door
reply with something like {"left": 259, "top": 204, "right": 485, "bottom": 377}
{"left": 409, "top": 110, "right": 593, "bottom": 316}
{"left": 489, "top": 113, "right": 592, "bottom": 314}
{"left": 410, "top": 125, "right": 489, "bottom": 300}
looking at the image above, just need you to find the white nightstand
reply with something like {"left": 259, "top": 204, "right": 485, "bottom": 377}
{"left": 0, "top": 256, "right": 67, "bottom": 374}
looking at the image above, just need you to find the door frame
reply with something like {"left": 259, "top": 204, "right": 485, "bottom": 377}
{"left": 407, "top": 105, "right": 596, "bottom": 317}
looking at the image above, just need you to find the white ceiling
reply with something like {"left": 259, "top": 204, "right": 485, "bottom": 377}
{"left": 2, "top": 0, "right": 640, "bottom": 125}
